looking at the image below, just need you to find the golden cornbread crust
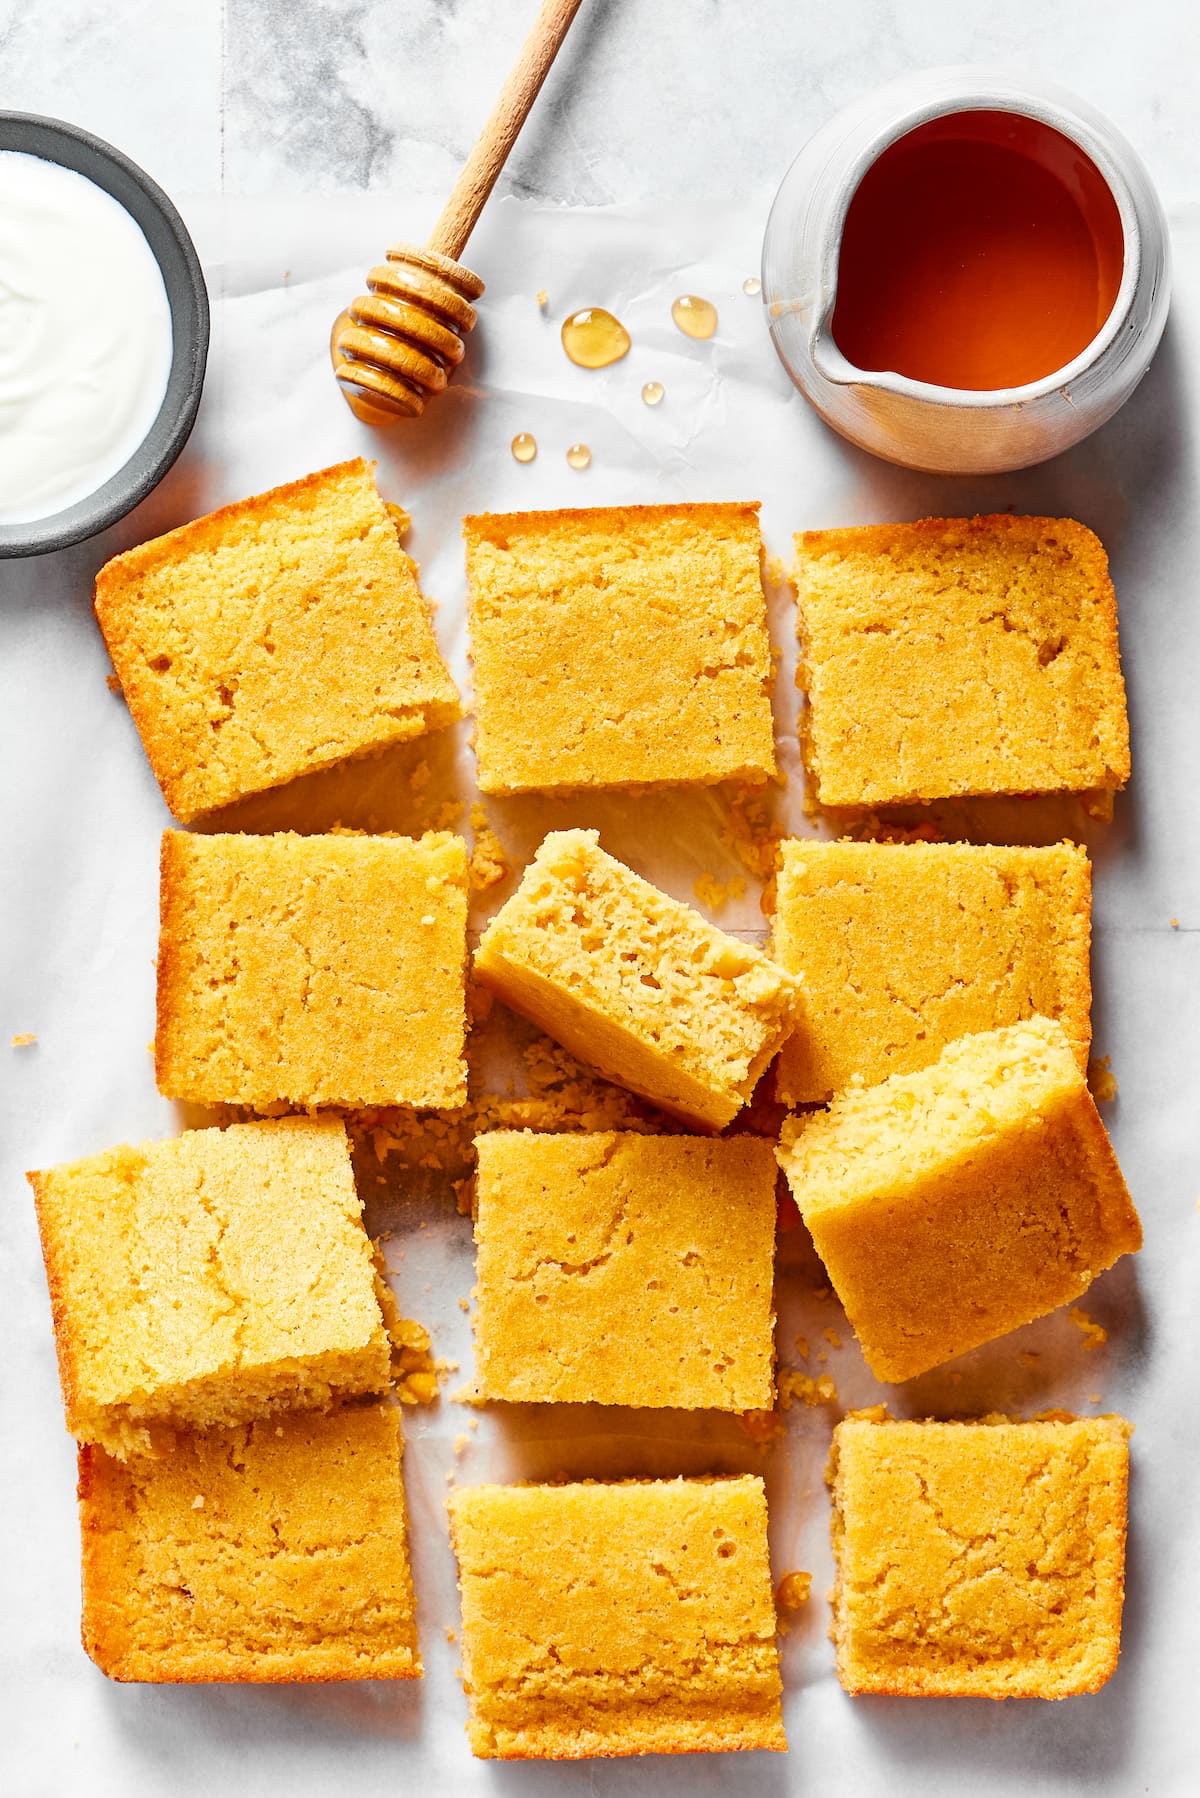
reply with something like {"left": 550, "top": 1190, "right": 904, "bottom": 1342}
{"left": 828, "top": 1413, "right": 1130, "bottom": 1698}
{"left": 474, "top": 829, "right": 800, "bottom": 1129}
{"left": 29, "top": 1116, "right": 390, "bottom": 1456}
{"left": 794, "top": 515, "right": 1130, "bottom": 807}
{"left": 772, "top": 838, "right": 1092, "bottom": 1102}
{"left": 777, "top": 1018, "right": 1142, "bottom": 1382}
{"left": 472, "top": 1131, "right": 777, "bottom": 1410}
{"left": 464, "top": 502, "right": 777, "bottom": 794}
{"left": 94, "top": 459, "right": 460, "bottom": 822}
{"left": 156, "top": 829, "right": 469, "bottom": 1108}
{"left": 80, "top": 1404, "right": 421, "bottom": 1682}
{"left": 448, "top": 1477, "right": 785, "bottom": 1758}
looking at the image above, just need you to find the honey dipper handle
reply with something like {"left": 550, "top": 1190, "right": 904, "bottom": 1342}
{"left": 427, "top": 0, "right": 585, "bottom": 261}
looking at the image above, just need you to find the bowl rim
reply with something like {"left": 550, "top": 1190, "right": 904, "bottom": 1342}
{"left": 0, "top": 110, "right": 209, "bottom": 560}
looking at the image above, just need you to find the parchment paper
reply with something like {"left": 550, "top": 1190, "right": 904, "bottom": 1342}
{"left": 2, "top": 190, "right": 1197, "bottom": 1797}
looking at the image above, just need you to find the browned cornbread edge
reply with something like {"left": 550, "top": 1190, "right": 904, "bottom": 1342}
{"left": 794, "top": 514, "right": 1130, "bottom": 807}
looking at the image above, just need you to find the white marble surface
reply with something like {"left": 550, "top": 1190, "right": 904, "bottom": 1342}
{"left": 2, "top": 4, "right": 1200, "bottom": 1795}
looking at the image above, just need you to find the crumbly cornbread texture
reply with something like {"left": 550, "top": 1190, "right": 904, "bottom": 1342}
{"left": 464, "top": 503, "right": 776, "bottom": 794}
{"left": 93, "top": 459, "right": 460, "bottom": 822}
{"left": 473, "top": 830, "right": 800, "bottom": 1128}
{"left": 772, "top": 839, "right": 1092, "bottom": 1102}
{"left": 448, "top": 1477, "right": 785, "bottom": 1758}
{"left": 794, "top": 515, "right": 1130, "bottom": 807}
{"left": 828, "top": 1412, "right": 1130, "bottom": 1697}
{"left": 29, "top": 1116, "right": 389, "bottom": 1457}
{"left": 776, "top": 1018, "right": 1141, "bottom": 1382}
{"left": 80, "top": 1403, "right": 420, "bottom": 1682}
{"left": 472, "top": 1131, "right": 777, "bottom": 1409}
{"left": 156, "top": 830, "right": 468, "bottom": 1108}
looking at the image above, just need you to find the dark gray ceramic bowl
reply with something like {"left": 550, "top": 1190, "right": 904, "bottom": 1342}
{"left": 0, "top": 113, "right": 209, "bottom": 559}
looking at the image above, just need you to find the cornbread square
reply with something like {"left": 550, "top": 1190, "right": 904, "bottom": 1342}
{"left": 795, "top": 515, "right": 1130, "bottom": 807}
{"left": 464, "top": 503, "right": 776, "bottom": 794}
{"left": 772, "top": 838, "right": 1092, "bottom": 1103}
{"left": 828, "top": 1412, "right": 1130, "bottom": 1697}
{"left": 448, "top": 1477, "right": 785, "bottom": 1758}
{"left": 156, "top": 829, "right": 468, "bottom": 1108}
{"left": 776, "top": 1018, "right": 1141, "bottom": 1382}
{"left": 80, "top": 1404, "right": 420, "bottom": 1682}
{"left": 29, "top": 1116, "right": 390, "bottom": 1457}
{"left": 94, "top": 458, "right": 460, "bottom": 821}
{"left": 472, "top": 1131, "right": 777, "bottom": 1409}
{"left": 474, "top": 830, "right": 799, "bottom": 1129}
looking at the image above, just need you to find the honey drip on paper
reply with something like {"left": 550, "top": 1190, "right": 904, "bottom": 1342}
{"left": 742, "top": 275, "right": 762, "bottom": 296}
{"left": 565, "top": 442, "right": 592, "bottom": 469}
{"left": 510, "top": 432, "right": 537, "bottom": 463}
{"left": 641, "top": 380, "right": 664, "bottom": 407}
{"left": 831, "top": 111, "right": 1124, "bottom": 390}
{"left": 671, "top": 294, "right": 718, "bottom": 339}
{"left": 560, "top": 308, "right": 631, "bottom": 368}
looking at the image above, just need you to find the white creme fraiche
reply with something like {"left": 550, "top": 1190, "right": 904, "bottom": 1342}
{"left": 0, "top": 151, "right": 173, "bottom": 524}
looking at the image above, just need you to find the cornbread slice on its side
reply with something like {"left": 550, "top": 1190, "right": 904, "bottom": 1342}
{"left": 794, "top": 515, "right": 1130, "bottom": 807}
{"left": 472, "top": 1131, "right": 777, "bottom": 1410}
{"left": 448, "top": 1477, "right": 785, "bottom": 1758}
{"left": 464, "top": 503, "right": 776, "bottom": 794}
{"left": 828, "top": 1412, "right": 1131, "bottom": 1698}
{"left": 29, "top": 1116, "right": 390, "bottom": 1458}
{"left": 156, "top": 829, "right": 469, "bottom": 1108}
{"left": 80, "top": 1404, "right": 421, "bottom": 1682}
{"left": 772, "top": 838, "right": 1092, "bottom": 1103}
{"left": 474, "top": 829, "right": 800, "bottom": 1129}
{"left": 94, "top": 458, "right": 460, "bottom": 822}
{"left": 776, "top": 1018, "right": 1141, "bottom": 1383}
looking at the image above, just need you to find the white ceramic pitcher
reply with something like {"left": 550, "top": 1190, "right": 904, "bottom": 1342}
{"left": 762, "top": 67, "right": 1171, "bottom": 474}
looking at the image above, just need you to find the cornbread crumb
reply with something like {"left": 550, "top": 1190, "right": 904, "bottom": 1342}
{"left": 448, "top": 1478, "right": 785, "bottom": 1758}
{"left": 693, "top": 872, "right": 747, "bottom": 911}
{"left": 795, "top": 516, "right": 1129, "bottom": 807}
{"left": 828, "top": 1412, "right": 1130, "bottom": 1696}
{"left": 468, "top": 802, "right": 510, "bottom": 892}
{"left": 93, "top": 459, "right": 459, "bottom": 820}
{"left": 772, "top": 839, "right": 1092, "bottom": 1101}
{"left": 81, "top": 1405, "right": 420, "bottom": 1681}
{"left": 775, "top": 1570, "right": 812, "bottom": 1613}
{"left": 472, "top": 1132, "right": 777, "bottom": 1409}
{"left": 156, "top": 829, "right": 468, "bottom": 1108}
{"left": 10, "top": 1032, "right": 36, "bottom": 1047}
{"left": 371, "top": 1255, "right": 441, "bottom": 1404}
{"left": 1170, "top": 916, "right": 1180, "bottom": 929}
{"left": 1069, "top": 1306, "right": 1108, "bottom": 1350}
{"left": 721, "top": 785, "right": 784, "bottom": 882}
{"left": 475, "top": 830, "right": 800, "bottom": 1129}
{"left": 1088, "top": 1055, "right": 1120, "bottom": 1104}
{"left": 30, "top": 1117, "right": 389, "bottom": 1456}
{"left": 465, "top": 504, "right": 776, "bottom": 794}
{"left": 779, "top": 1368, "right": 839, "bottom": 1409}
{"left": 777, "top": 1019, "right": 1141, "bottom": 1382}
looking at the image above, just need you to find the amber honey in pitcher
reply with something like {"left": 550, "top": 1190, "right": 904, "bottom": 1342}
{"left": 830, "top": 110, "right": 1124, "bottom": 391}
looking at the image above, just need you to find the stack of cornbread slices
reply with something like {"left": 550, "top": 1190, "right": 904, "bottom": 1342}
{"left": 28, "top": 459, "right": 1142, "bottom": 1756}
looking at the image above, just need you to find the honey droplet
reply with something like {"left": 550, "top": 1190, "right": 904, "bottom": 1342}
{"left": 742, "top": 275, "right": 762, "bottom": 297}
{"left": 671, "top": 294, "right": 718, "bottom": 339}
{"left": 565, "top": 442, "right": 592, "bottom": 470}
{"left": 511, "top": 432, "right": 537, "bottom": 463}
{"left": 536, "top": 288, "right": 549, "bottom": 310}
{"left": 641, "top": 380, "right": 665, "bottom": 407}
{"left": 561, "top": 307, "right": 631, "bottom": 368}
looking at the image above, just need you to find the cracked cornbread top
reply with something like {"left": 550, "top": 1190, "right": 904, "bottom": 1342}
{"left": 94, "top": 458, "right": 460, "bottom": 822}
{"left": 464, "top": 502, "right": 776, "bottom": 794}
{"left": 28, "top": 1115, "right": 389, "bottom": 1457}
{"left": 827, "top": 1413, "right": 1130, "bottom": 1698}
{"left": 794, "top": 514, "right": 1129, "bottom": 807}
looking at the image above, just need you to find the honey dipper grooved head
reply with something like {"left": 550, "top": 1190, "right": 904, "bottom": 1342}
{"left": 331, "top": 242, "right": 486, "bottom": 423}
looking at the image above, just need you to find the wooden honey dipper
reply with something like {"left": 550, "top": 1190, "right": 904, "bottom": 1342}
{"left": 331, "top": 0, "right": 585, "bottom": 423}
